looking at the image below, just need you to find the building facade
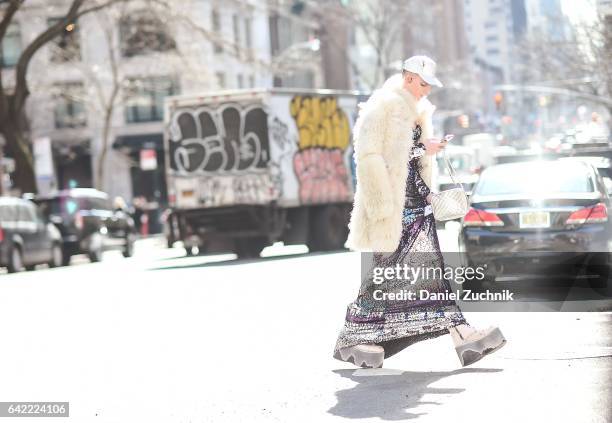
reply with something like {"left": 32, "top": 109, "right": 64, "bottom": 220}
{"left": 2, "top": 0, "right": 273, "bottom": 217}
{"left": 463, "top": 0, "right": 519, "bottom": 85}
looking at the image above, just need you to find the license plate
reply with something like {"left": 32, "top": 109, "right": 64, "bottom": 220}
{"left": 519, "top": 211, "right": 550, "bottom": 228}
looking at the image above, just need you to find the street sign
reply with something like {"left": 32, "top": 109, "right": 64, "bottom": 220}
{"left": 140, "top": 149, "right": 157, "bottom": 171}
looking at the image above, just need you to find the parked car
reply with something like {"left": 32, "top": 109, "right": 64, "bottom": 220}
{"left": 459, "top": 159, "right": 611, "bottom": 286}
{"left": 0, "top": 197, "right": 63, "bottom": 273}
{"left": 33, "top": 189, "right": 136, "bottom": 265}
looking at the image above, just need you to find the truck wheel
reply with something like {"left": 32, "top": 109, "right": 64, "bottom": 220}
{"left": 308, "top": 205, "right": 349, "bottom": 252}
{"left": 235, "top": 237, "right": 267, "bottom": 259}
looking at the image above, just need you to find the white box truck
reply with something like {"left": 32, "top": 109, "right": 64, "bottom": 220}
{"left": 163, "top": 88, "right": 363, "bottom": 257}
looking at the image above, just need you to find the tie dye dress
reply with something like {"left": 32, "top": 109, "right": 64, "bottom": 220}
{"left": 333, "top": 124, "right": 467, "bottom": 360}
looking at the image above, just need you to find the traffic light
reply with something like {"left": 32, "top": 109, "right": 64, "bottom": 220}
{"left": 494, "top": 92, "right": 503, "bottom": 111}
{"left": 457, "top": 114, "right": 470, "bottom": 128}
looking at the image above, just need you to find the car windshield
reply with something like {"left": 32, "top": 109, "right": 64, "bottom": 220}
{"left": 475, "top": 162, "right": 594, "bottom": 196}
{"left": 38, "top": 197, "right": 94, "bottom": 215}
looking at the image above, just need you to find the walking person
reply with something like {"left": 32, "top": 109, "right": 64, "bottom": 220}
{"left": 333, "top": 56, "right": 506, "bottom": 369}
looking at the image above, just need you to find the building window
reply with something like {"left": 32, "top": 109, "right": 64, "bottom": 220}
{"left": 237, "top": 74, "right": 244, "bottom": 88}
{"left": 54, "top": 82, "right": 87, "bottom": 129}
{"left": 244, "top": 18, "right": 252, "bottom": 48}
{"left": 486, "top": 35, "right": 499, "bottom": 42}
{"left": 249, "top": 74, "right": 255, "bottom": 88}
{"left": 125, "top": 77, "right": 178, "bottom": 123}
{"left": 232, "top": 14, "right": 240, "bottom": 55}
{"left": 212, "top": 9, "right": 223, "bottom": 54}
{"left": 484, "top": 21, "right": 497, "bottom": 28}
{"left": 244, "top": 17, "right": 253, "bottom": 58}
{"left": 48, "top": 18, "right": 81, "bottom": 63}
{"left": 486, "top": 48, "right": 500, "bottom": 55}
{"left": 215, "top": 72, "right": 226, "bottom": 88}
{"left": 119, "top": 10, "right": 176, "bottom": 57}
{"left": 1, "top": 22, "right": 21, "bottom": 68}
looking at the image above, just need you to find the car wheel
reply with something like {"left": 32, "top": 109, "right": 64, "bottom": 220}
{"left": 580, "top": 253, "right": 610, "bottom": 289}
{"left": 88, "top": 234, "right": 103, "bottom": 263}
{"left": 49, "top": 244, "right": 64, "bottom": 268}
{"left": 462, "top": 278, "right": 484, "bottom": 292}
{"left": 122, "top": 234, "right": 135, "bottom": 258}
{"left": 25, "top": 265, "right": 36, "bottom": 271}
{"left": 88, "top": 247, "right": 102, "bottom": 263}
{"left": 62, "top": 251, "right": 72, "bottom": 266}
{"left": 7, "top": 246, "right": 24, "bottom": 273}
{"left": 235, "top": 237, "right": 267, "bottom": 259}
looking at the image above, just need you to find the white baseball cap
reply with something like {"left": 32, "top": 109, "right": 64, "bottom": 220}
{"left": 402, "top": 55, "right": 443, "bottom": 88}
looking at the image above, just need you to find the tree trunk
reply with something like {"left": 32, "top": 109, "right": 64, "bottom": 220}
{"left": 96, "top": 103, "right": 114, "bottom": 192}
{"left": 1, "top": 123, "right": 36, "bottom": 194}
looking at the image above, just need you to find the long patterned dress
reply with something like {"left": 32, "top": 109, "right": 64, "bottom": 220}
{"left": 333, "top": 124, "right": 467, "bottom": 360}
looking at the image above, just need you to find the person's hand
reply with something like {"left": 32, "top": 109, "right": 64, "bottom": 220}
{"left": 423, "top": 138, "right": 447, "bottom": 155}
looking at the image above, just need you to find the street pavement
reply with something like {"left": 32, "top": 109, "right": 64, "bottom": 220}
{"left": 0, "top": 230, "right": 610, "bottom": 423}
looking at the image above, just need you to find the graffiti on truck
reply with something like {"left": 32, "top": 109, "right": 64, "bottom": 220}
{"left": 169, "top": 103, "right": 278, "bottom": 207}
{"left": 289, "top": 95, "right": 352, "bottom": 204}
{"left": 169, "top": 104, "right": 270, "bottom": 174}
{"left": 197, "top": 173, "right": 277, "bottom": 207}
{"left": 268, "top": 117, "right": 297, "bottom": 198}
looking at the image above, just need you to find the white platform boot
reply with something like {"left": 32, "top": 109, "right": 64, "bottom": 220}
{"left": 450, "top": 324, "right": 506, "bottom": 367}
{"left": 335, "top": 344, "right": 385, "bottom": 368}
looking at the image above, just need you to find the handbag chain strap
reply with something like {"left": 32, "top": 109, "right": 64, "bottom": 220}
{"left": 441, "top": 149, "right": 464, "bottom": 190}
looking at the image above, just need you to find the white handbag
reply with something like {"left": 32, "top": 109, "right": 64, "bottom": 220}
{"left": 430, "top": 152, "right": 469, "bottom": 221}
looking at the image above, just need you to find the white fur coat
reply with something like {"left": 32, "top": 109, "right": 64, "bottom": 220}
{"left": 346, "top": 73, "right": 436, "bottom": 252}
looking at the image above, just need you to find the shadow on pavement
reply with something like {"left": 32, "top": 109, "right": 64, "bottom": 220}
{"left": 145, "top": 249, "right": 348, "bottom": 271}
{"left": 328, "top": 367, "right": 503, "bottom": 420}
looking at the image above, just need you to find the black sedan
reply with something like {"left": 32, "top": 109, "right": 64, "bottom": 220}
{"left": 459, "top": 159, "right": 611, "bottom": 285}
{"left": 34, "top": 189, "right": 136, "bottom": 265}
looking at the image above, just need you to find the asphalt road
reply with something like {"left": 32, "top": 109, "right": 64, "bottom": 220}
{"left": 0, "top": 234, "right": 610, "bottom": 422}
